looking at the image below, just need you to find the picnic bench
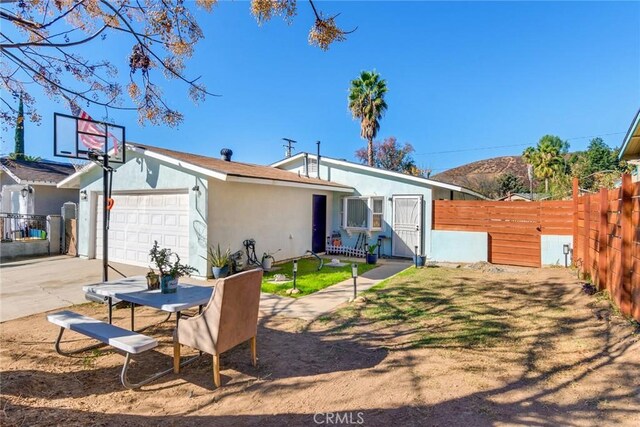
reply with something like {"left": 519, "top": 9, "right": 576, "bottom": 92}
{"left": 48, "top": 310, "right": 161, "bottom": 389}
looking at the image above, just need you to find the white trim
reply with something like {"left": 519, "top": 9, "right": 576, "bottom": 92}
{"left": 0, "top": 164, "right": 23, "bottom": 184}
{"left": 128, "top": 146, "right": 228, "bottom": 181}
{"left": 59, "top": 144, "right": 352, "bottom": 193}
{"left": 342, "top": 195, "right": 384, "bottom": 232}
{"left": 226, "top": 175, "right": 354, "bottom": 193}
{"left": 272, "top": 153, "right": 486, "bottom": 199}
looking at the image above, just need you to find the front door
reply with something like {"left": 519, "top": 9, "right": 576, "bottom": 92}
{"left": 392, "top": 195, "right": 423, "bottom": 258}
{"left": 312, "top": 195, "right": 327, "bottom": 253}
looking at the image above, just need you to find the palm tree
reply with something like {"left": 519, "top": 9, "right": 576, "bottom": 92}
{"left": 348, "top": 71, "right": 388, "bottom": 166}
{"left": 522, "top": 135, "right": 566, "bottom": 193}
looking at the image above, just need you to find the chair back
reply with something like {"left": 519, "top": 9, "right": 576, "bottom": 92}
{"left": 211, "top": 269, "right": 263, "bottom": 354}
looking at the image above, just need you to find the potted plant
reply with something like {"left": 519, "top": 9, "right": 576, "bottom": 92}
{"left": 366, "top": 243, "right": 379, "bottom": 265}
{"left": 205, "top": 244, "right": 230, "bottom": 279}
{"left": 149, "top": 240, "right": 197, "bottom": 293}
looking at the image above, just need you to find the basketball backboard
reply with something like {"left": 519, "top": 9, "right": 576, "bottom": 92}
{"left": 54, "top": 113, "right": 125, "bottom": 164}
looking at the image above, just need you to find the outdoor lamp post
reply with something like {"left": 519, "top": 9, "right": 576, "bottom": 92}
{"left": 293, "top": 259, "right": 298, "bottom": 290}
{"left": 377, "top": 237, "right": 382, "bottom": 258}
{"left": 414, "top": 245, "right": 419, "bottom": 268}
{"left": 351, "top": 263, "right": 358, "bottom": 300}
{"left": 563, "top": 244, "right": 570, "bottom": 268}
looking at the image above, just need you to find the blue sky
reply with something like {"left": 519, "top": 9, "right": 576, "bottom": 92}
{"left": 2, "top": 1, "right": 639, "bottom": 174}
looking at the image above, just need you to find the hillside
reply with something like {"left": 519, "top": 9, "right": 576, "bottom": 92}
{"left": 431, "top": 155, "right": 533, "bottom": 197}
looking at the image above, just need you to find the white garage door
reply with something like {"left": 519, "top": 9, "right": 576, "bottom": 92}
{"left": 96, "top": 192, "right": 190, "bottom": 267}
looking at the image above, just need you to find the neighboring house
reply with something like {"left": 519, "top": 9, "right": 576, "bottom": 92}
{"left": 497, "top": 192, "right": 550, "bottom": 202}
{"left": 0, "top": 157, "right": 78, "bottom": 215}
{"left": 272, "top": 153, "right": 483, "bottom": 259}
{"left": 619, "top": 109, "right": 640, "bottom": 182}
{"left": 57, "top": 144, "right": 352, "bottom": 277}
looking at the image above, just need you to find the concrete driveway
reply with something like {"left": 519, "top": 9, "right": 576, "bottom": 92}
{"left": 0, "top": 256, "right": 153, "bottom": 322}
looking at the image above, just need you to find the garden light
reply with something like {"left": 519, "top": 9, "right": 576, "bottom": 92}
{"left": 414, "top": 245, "right": 419, "bottom": 268}
{"left": 563, "top": 244, "right": 570, "bottom": 267}
{"left": 292, "top": 259, "right": 298, "bottom": 291}
{"left": 351, "top": 263, "right": 358, "bottom": 300}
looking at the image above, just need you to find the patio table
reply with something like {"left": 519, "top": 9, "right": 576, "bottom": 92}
{"left": 82, "top": 276, "right": 213, "bottom": 330}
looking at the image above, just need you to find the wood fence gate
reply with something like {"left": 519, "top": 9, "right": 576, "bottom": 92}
{"left": 433, "top": 200, "right": 573, "bottom": 268}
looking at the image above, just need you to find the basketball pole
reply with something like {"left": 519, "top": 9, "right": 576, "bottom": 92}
{"left": 102, "top": 154, "right": 109, "bottom": 283}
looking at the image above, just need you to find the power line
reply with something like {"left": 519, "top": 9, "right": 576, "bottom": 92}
{"left": 413, "top": 131, "right": 626, "bottom": 156}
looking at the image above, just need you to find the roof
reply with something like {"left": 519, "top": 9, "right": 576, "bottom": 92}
{"left": 0, "top": 157, "right": 76, "bottom": 185}
{"left": 497, "top": 192, "right": 550, "bottom": 201}
{"left": 619, "top": 109, "right": 640, "bottom": 161}
{"left": 58, "top": 143, "right": 353, "bottom": 192}
{"left": 271, "top": 153, "right": 486, "bottom": 199}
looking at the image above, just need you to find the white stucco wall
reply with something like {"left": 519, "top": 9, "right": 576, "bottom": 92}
{"left": 541, "top": 235, "right": 572, "bottom": 266}
{"left": 431, "top": 230, "right": 488, "bottom": 263}
{"left": 32, "top": 185, "right": 78, "bottom": 216}
{"left": 76, "top": 151, "right": 208, "bottom": 276}
{"left": 207, "top": 179, "right": 333, "bottom": 265}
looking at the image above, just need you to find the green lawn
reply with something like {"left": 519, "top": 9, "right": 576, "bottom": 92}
{"left": 261, "top": 258, "right": 378, "bottom": 298}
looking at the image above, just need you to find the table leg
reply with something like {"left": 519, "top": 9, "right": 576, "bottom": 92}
{"left": 176, "top": 311, "right": 181, "bottom": 327}
{"left": 130, "top": 303, "right": 135, "bottom": 331}
{"left": 108, "top": 297, "right": 113, "bottom": 324}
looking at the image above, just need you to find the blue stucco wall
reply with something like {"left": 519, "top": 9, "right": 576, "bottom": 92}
{"left": 278, "top": 157, "right": 479, "bottom": 258}
{"left": 77, "top": 150, "right": 208, "bottom": 276}
{"left": 541, "top": 235, "right": 572, "bottom": 266}
{"left": 430, "top": 230, "right": 488, "bottom": 263}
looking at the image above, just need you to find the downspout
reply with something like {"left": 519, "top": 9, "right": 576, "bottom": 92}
{"left": 316, "top": 141, "right": 321, "bottom": 180}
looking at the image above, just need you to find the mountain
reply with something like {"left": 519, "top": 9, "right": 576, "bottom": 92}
{"left": 431, "top": 155, "right": 533, "bottom": 197}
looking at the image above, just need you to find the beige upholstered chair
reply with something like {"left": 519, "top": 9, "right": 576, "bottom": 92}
{"left": 173, "top": 269, "right": 263, "bottom": 387}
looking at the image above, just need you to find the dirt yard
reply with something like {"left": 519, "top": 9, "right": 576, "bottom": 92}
{"left": 1, "top": 266, "right": 638, "bottom": 426}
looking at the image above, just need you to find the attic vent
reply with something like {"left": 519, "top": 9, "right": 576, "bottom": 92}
{"left": 220, "top": 148, "right": 233, "bottom": 162}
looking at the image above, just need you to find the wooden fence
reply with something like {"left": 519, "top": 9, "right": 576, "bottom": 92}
{"left": 432, "top": 175, "right": 639, "bottom": 322}
{"left": 574, "top": 175, "right": 639, "bottom": 322}
{"left": 433, "top": 200, "right": 573, "bottom": 268}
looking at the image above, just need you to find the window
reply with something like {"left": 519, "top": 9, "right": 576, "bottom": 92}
{"left": 342, "top": 196, "right": 384, "bottom": 231}
{"left": 372, "top": 197, "right": 383, "bottom": 228}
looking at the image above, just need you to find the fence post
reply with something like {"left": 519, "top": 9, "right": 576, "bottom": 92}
{"left": 620, "top": 174, "right": 633, "bottom": 317}
{"left": 598, "top": 189, "right": 607, "bottom": 291}
{"left": 583, "top": 194, "right": 591, "bottom": 280}
{"left": 572, "top": 178, "right": 579, "bottom": 266}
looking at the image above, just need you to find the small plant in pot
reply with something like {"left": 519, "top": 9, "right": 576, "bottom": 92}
{"left": 366, "top": 242, "right": 379, "bottom": 265}
{"left": 145, "top": 268, "right": 160, "bottom": 290}
{"left": 205, "top": 244, "right": 231, "bottom": 279}
{"left": 149, "top": 240, "right": 197, "bottom": 293}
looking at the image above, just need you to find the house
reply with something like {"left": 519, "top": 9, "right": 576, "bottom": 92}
{"left": 497, "top": 192, "right": 550, "bottom": 202}
{"left": 619, "top": 109, "right": 640, "bottom": 182}
{"left": 57, "top": 144, "right": 352, "bottom": 277}
{"left": 1, "top": 157, "right": 78, "bottom": 216}
{"left": 272, "top": 153, "right": 483, "bottom": 259}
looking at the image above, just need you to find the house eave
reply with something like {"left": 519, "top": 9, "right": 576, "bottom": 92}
{"left": 226, "top": 175, "right": 354, "bottom": 193}
{"left": 619, "top": 109, "right": 640, "bottom": 161}
{"left": 272, "top": 154, "right": 486, "bottom": 199}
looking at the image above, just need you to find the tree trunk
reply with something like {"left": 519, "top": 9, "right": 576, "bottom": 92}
{"left": 367, "top": 137, "right": 374, "bottom": 167}
{"left": 545, "top": 178, "right": 549, "bottom": 194}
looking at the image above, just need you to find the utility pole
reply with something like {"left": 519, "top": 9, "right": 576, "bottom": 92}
{"left": 282, "top": 138, "right": 297, "bottom": 158}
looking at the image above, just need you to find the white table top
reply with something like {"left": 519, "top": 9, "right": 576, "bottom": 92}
{"left": 83, "top": 276, "right": 213, "bottom": 313}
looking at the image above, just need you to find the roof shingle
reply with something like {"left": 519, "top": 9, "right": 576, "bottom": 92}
{"left": 1, "top": 157, "right": 76, "bottom": 184}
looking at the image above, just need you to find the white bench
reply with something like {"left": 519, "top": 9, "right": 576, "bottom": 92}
{"left": 48, "top": 310, "right": 159, "bottom": 389}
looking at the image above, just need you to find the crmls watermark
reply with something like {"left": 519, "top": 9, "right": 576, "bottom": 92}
{"left": 313, "top": 412, "right": 365, "bottom": 425}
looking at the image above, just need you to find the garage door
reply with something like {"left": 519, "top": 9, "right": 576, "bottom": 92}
{"left": 96, "top": 192, "right": 190, "bottom": 267}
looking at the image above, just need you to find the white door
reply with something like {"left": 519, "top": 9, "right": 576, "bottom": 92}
{"left": 96, "top": 192, "right": 190, "bottom": 267}
{"left": 392, "top": 195, "right": 423, "bottom": 258}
